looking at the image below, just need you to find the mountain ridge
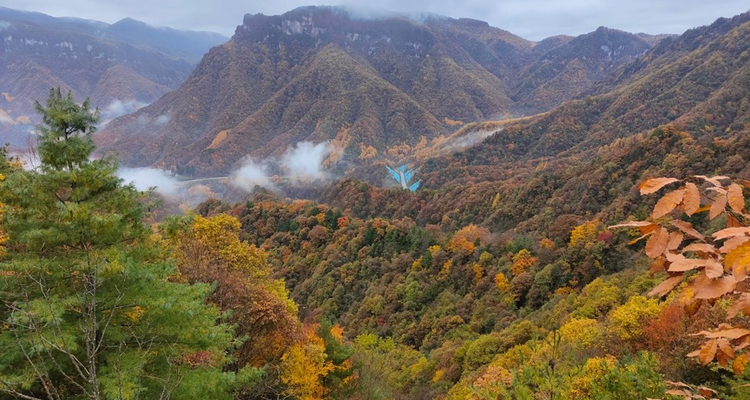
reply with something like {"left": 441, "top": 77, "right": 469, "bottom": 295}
{"left": 0, "top": 7, "right": 228, "bottom": 146}
{"left": 97, "top": 6, "right": 655, "bottom": 177}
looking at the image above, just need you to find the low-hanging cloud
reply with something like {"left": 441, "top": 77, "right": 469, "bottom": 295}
{"left": 282, "top": 141, "right": 330, "bottom": 182}
{"left": 229, "top": 140, "right": 333, "bottom": 192}
{"left": 154, "top": 114, "right": 170, "bottom": 125}
{"left": 229, "top": 160, "right": 275, "bottom": 192}
{"left": 117, "top": 167, "right": 178, "bottom": 196}
{"left": 440, "top": 129, "right": 498, "bottom": 153}
{"left": 101, "top": 99, "right": 148, "bottom": 126}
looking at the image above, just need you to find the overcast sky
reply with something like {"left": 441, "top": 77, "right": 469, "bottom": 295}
{"left": 3, "top": 0, "right": 749, "bottom": 40}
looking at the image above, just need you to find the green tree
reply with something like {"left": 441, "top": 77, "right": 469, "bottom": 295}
{"left": 0, "top": 89, "right": 235, "bottom": 400}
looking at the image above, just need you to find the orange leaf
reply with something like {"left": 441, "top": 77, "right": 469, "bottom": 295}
{"left": 648, "top": 275, "right": 683, "bottom": 297}
{"left": 653, "top": 189, "right": 685, "bottom": 219}
{"left": 694, "top": 275, "right": 737, "bottom": 299}
{"left": 717, "top": 338, "right": 735, "bottom": 367}
{"left": 665, "top": 381, "right": 691, "bottom": 389}
{"left": 705, "top": 260, "right": 724, "bottom": 279}
{"left": 683, "top": 182, "right": 701, "bottom": 216}
{"left": 672, "top": 220, "right": 705, "bottom": 240}
{"left": 667, "top": 232, "right": 684, "bottom": 252}
{"left": 609, "top": 221, "right": 658, "bottom": 228}
{"left": 667, "top": 254, "right": 710, "bottom": 272}
{"left": 645, "top": 227, "right": 670, "bottom": 258}
{"left": 705, "top": 328, "right": 750, "bottom": 340}
{"left": 698, "top": 386, "right": 718, "bottom": 397}
{"left": 710, "top": 195, "right": 728, "bottom": 220}
{"left": 640, "top": 177, "right": 679, "bottom": 195}
{"left": 696, "top": 339, "right": 718, "bottom": 365}
{"left": 628, "top": 234, "right": 651, "bottom": 245}
{"left": 649, "top": 256, "right": 666, "bottom": 274}
{"left": 713, "top": 227, "right": 750, "bottom": 240}
{"left": 728, "top": 183, "right": 745, "bottom": 214}
{"left": 720, "top": 236, "right": 750, "bottom": 254}
{"left": 728, "top": 293, "right": 750, "bottom": 319}
{"left": 728, "top": 213, "right": 743, "bottom": 228}
{"left": 733, "top": 353, "right": 749, "bottom": 375}
{"left": 733, "top": 262, "right": 749, "bottom": 282}
{"left": 610, "top": 221, "right": 659, "bottom": 235}
{"left": 682, "top": 243, "right": 718, "bottom": 254}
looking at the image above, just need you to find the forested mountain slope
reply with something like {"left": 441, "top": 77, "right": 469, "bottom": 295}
{"left": 97, "top": 6, "right": 654, "bottom": 176}
{"left": 185, "top": 10, "right": 750, "bottom": 399}
{"left": 0, "top": 7, "right": 227, "bottom": 146}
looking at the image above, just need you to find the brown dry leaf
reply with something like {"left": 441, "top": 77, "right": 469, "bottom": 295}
{"left": 713, "top": 227, "right": 750, "bottom": 240}
{"left": 721, "top": 236, "right": 750, "bottom": 254}
{"left": 628, "top": 234, "right": 651, "bottom": 245}
{"left": 668, "top": 232, "right": 684, "bottom": 252}
{"left": 698, "top": 386, "right": 718, "bottom": 397}
{"left": 646, "top": 227, "right": 671, "bottom": 258}
{"left": 733, "top": 353, "right": 749, "bottom": 375}
{"left": 710, "top": 195, "right": 728, "bottom": 220}
{"left": 737, "top": 335, "right": 750, "bottom": 350}
{"left": 694, "top": 275, "right": 737, "bottom": 299}
{"left": 695, "top": 175, "right": 730, "bottom": 187}
{"left": 650, "top": 256, "right": 666, "bottom": 274}
{"left": 649, "top": 275, "right": 684, "bottom": 297}
{"left": 728, "top": 183, "right": 745, "bottom": 214}
{"left": 610, "top": 221, "right": 660, "bottom": 236}
{"left": 640, "top": 177, "right": 679, "bottom": 195}
{"left": 684, "top": 182, "right": 701, "bottom": 216}
{"left": 693, "top": 339, "right": 718, "bottom": 365}
{"left": 682, "top": 243, "right": 718, "bottom": 254}
{"left": 667, "top": 254, "right": 710, "bottom": 272}
{"left": 653, "top": 189, "right": 685, "bottom": 219}
{"left": 665, "top": 381, "right": 692, "bottom": 389}
{"left": 717, "top": 339, "right": 735, "bottom": 367}
{"left": 609, "top": 221, "right": 658, "bottom": 229}
{"left": 728, "top": 293, "right": 750, "bottom": 319}
{"left": 705, "top": 260, "right": 724, "bottom": 279}
{"left": 672, "top": 220, "right": 705, "bottom": 240}
{"left": 705, "top": 328, "right": 750, "bottom": 340}
{"left": 728, "top": 213, "right": 743, "bottom": 228}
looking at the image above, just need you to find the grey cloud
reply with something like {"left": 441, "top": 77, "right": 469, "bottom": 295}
{"left": 4, "top": 1, "right": 749, "bottom": 41}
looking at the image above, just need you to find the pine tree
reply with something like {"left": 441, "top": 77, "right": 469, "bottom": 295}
{"left": 0, "top": 88, "right": 235, "bottom": 400}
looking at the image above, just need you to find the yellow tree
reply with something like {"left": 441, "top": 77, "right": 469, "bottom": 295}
{"left": 280, "top": 325, "right": 335, "bottom": 400}
{"left": 166, "top": 214, "right": 300, "bottom": 367}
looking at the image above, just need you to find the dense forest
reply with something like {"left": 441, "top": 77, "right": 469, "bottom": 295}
{"left": 4, "top": 7, "right": 750, "bottom": 400}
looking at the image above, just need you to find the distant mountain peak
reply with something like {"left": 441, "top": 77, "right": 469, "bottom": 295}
{"left": 0, "top": 6, "right": 227, "bottom": 146}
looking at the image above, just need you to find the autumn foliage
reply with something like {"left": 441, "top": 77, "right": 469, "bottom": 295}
{"left": 613, "top": 176, "right": 750, "bottom": 375}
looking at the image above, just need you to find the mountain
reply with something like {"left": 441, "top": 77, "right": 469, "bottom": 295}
{"left": 96, "top": 6, "right": 655, "bottom": 177}
{"left": 324, "top": 11, "right": 750, "bottom": 235}
{"left": 0, "top": 7, "right": 228, "bottom": 146}
{"left": 194, "top": 12, "right": 750, "bottom": 398}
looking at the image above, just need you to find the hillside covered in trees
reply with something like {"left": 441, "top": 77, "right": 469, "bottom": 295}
{"left": 3, "top": 5, "right": 750, "bottom": 400}
{"left": 96, "top": 6, "right": 656, "bottom": 177}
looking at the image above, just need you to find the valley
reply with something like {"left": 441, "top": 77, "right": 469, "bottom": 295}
{"left": 1, "top": 4, "right": 750, "bottom": 400}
